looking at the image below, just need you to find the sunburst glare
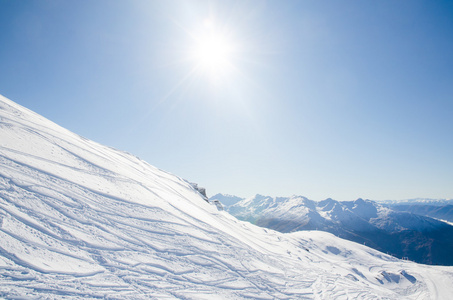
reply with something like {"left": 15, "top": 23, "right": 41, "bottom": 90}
{"left": 196, "top": 35, "right": 232, "bottom": 70}
{"left": 190, "top": 18, "right": 237, "bottom": 80}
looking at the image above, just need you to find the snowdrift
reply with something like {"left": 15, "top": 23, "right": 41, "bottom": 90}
{"left": 1, "top": 94, "right": 452, "bottom": 299}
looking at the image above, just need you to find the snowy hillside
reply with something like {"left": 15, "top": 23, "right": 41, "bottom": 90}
{"left": 1, "top": 94, "right": 453, "bottom": 299}
{"left": 225, "top": 195, "right": 453, "bottom": 266}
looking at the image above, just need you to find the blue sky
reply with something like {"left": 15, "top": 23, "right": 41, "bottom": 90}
{"left": 1, "top": 0, "right": 452, "bottom": 201}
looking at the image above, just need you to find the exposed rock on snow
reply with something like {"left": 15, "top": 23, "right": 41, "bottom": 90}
{"left": 190, "top": 182, "right": 208, "bottom": 201}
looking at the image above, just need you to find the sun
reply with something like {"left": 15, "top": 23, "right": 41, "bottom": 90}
{"left": 196, "top": 35, "right": 232, "bottom": 70}
{"left": 191, "top": 19, "right": 236, "bottom": 77}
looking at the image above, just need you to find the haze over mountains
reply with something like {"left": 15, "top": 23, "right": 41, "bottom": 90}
{"left": 1, "top": 94, "right": 453, "bottom": 299}
{"left": 382, "top": 199, "right": 453, "bottom": 223}
{"left": 211, "top": 194, "right": 453, "bottom": 266}
{"left": 391, "top": 204, "right": 453, "bottom": 223}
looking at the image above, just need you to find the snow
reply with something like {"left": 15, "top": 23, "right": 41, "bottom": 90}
{"left": 436, "top": 218, "right": 453, "bottom": 226}
{"left": 1, "top": 94, "right": 453, "bottom": 299}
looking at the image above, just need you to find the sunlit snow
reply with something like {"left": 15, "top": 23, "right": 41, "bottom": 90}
{"left": 1, "top": 94, "right": 453, "bottom": 299}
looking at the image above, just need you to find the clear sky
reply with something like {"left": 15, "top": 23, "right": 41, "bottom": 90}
{"left": 1, "top": 0, "right": 452, "bottom": 201}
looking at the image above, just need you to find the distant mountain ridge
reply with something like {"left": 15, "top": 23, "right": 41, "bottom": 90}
{"left": 388, "top": 204, "right": 453, "bottom": 223}
{"left": 379, "top": 198, "right": 453, "bottom": 206}
{"left": 210, "top": 194, "right": 453, "bottom": 265}
{"left": 209, "top": 193, "right": 244, "bottom": 207}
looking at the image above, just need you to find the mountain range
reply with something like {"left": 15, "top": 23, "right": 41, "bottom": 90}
{"left": 1, "top": 94, "right": 453, "bottom": 298}
{"left": 211, "top": 194, "right": 453, "bottom": 266}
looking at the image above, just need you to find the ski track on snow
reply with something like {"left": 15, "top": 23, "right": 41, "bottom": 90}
{"left": 1, "top": 95, "right": 453, "bottom": 299}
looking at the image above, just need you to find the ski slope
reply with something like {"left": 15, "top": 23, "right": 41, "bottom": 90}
{"left": 1, "top": 94, "right": 452, "bottom": 299}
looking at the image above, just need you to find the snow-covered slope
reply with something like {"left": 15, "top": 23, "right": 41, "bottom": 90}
{"left": 226, "top": 195, "right": 453, "bottom": 266}
{"left": 1, "top": 94, "right": 453, "bottom": 299}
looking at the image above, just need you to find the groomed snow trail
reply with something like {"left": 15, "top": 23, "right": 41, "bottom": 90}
{"left": 1, "top": 94, "right": 452, "bottom": 299}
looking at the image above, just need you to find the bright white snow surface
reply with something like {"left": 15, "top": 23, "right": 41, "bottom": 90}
{"left": 0, "top": 94, "right": 452, "bottom": 299}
